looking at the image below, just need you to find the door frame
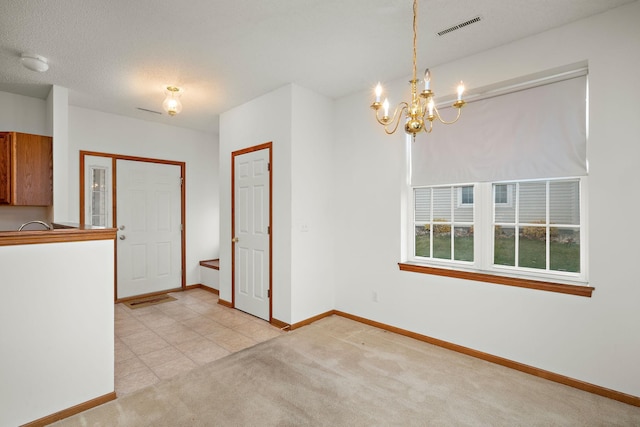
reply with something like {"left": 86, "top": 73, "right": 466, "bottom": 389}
{"left": 79, "top": 150, "right": 186, "bottom": 301}
{"left": 231, "top": 142, "right": 273, "bottom": 320}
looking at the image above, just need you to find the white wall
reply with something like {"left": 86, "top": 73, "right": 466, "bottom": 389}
{"left": 0, "top": 90, "right": 48, "bottom": 135}
{"left": 68, "top": 106, "right": 220, "bottom": 286}
{"left": 220, "top": 85, "right": 293, "bottom": 322}
{"left": 220, "top": 84, "right": 335, "bottom": 324}
{"left": 0, "top": 91, "right": 51, "bottom": 229}
{"left": 47, "top": 85, "right": 71, "bottom": 222}
{"left": 0, "top": 239, "right": 114, "bottom": 426}
{"left": 290, "top": 85, "right": 335, "bottom": 322}
{"left": 332, "top": 1, "right": 640, "bottom": 398}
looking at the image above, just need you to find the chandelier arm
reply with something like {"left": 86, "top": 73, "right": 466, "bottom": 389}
{"left": 384, "top": 104, "right": 409, "bottom": 134}
{"left": 375, "top": 102, "right": 408, "bottom": 126}
{"left": 432, "top": 106, "right": 463, "bottom": 125}
{"left": 424, "top": 120, "right": 434, "bottom": 133}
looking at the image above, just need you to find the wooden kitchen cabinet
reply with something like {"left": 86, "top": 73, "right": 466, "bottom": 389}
{"left": 0, "top": 132, "right": 53, "bottom": 206}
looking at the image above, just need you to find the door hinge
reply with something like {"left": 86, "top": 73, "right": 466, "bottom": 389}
{"left": 180, "top": 224, "right": 184, "bottom": 231}
{"left": 267, "top": 289, "right": 271, "bottom": 298}
{"left": 180, "top": 177, "right": 184, "bottom": 186}
{"left": 267, "top": 163, "right": 270, "bottom": 171}
{"left": 267, "top": 226, "right": 270, "bottom": 234}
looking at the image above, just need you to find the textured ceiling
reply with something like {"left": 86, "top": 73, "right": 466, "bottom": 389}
{"left": 0, "top": 0, "right": 635, "bottom": 134}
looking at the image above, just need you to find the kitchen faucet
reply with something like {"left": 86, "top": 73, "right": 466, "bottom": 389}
{"left": 18, "top": 220, "right": 53, "bottom": 231}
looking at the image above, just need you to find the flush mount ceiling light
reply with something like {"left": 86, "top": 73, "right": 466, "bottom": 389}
{"left": 371, "top": 0, "right": 467, "bottom": 138}
{"left": 162, "top": 86, "right": 183, "bottom": 116}
{"left": 21, "top": 53, "right": 49, "bottom": 72}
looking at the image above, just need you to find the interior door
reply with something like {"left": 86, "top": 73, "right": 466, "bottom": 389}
{"left": 233, "top": 146, "right": 271, "bottom": 320}
{"left": 116, "top": 159, "right": 182, "bottom": 299}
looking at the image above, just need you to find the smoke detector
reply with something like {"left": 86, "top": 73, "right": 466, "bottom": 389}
{"left": 21, "top": 53, "right": 49, "bottom": 72}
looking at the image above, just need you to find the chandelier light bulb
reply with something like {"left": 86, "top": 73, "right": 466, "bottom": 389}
{"left": 424, "top": 68, "right": 431, "bottom": 91}
{"left": 375, "top": 83, "right": 382, "bottom": 102}
{"left": 457, "top": 81, "right": 465, "bottom": 101}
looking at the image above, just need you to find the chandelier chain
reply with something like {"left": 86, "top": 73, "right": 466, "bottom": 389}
{"left": 412, "top": 0, "right": 418, "bottom": 83}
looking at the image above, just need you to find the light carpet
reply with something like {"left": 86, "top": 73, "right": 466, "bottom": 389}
{"left": 53, "top": 315, "right": 640, "bottom": 426}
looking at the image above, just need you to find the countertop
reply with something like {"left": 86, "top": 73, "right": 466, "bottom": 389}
{"left": 0, "top": 223, "right": 117, "bottom": 246}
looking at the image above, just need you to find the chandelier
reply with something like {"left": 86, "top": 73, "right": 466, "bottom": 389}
{"left": 162, "top": 86, "right": 183, "bottom": 116}
{"left": 371, "top": 0, "right": 466, "bottom": 138}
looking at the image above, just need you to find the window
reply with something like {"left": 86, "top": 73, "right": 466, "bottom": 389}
{"left": 411, "top": 178, "right": 585, "bottom": 283}
{"left": 414, "top": 185, "right": 474, "bottom": 262}
{"left": 458, "top": 186, "right": 474, "bottom": 206}
{"left": 494, "top": 184, "right": 511, "bottom": 206}
{"left": 89, "top": 166, "right": 109, "bottom": 227}
{"left": 406, "top": 67, "right": 589, "bottom": 288}
{"left": 493, "top": 179, "right": 581, "bottom": 274}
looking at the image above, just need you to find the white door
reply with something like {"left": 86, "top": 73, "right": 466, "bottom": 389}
{"left": 233, "top": 147, "right": 270, "bottom": 320}
{"left": 116, "top": 160, "right": 182, "bottom": 299}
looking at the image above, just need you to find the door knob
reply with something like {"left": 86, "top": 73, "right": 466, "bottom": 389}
{"left": 119, "top": 225, "right": 125, "bottom": 230}
{"left": 119, "top": 235, "right": 126, "bottom": 240}
{"left": 232, "top": 237, "right": 239, "bottom": 243}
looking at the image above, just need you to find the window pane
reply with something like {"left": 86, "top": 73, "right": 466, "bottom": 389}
{"left": 454, "top": 186, "right": 474, "bottom": 222}
{"left": 519, "top": 226, "right": 546, "bottom": 269}
{"left": 414, "top": 188, "right": 431, "bottom": 222}
{"left": 550, "top": 227, "right": 580, "bottom": 272}
{"left": 494, "top": 184, "right": 515, "bottom": 223}
{"left": 550, "top": 180, "right": 580, "bottom": 225}
{"left": 433, "top": 223, "right": 451, "bottom": 259}
{"left": 519, "top": 182, "right": 546, "bottom": 223}
{"left": 90, "top": 167, "right": 108, "bottom": 227}
{"left": 92, "top": 168, "right": 105, "bottom": 189}
{"left": 415, "top": 225, "right": 430, "bottom": 258}
{"left": 461, "top": 186, "right": 473, "bottom": 204}
{"left": 495, "top": 184, "right": 508, "bottom": 204}
{"left": 454, "top": 226, "right": 473, "bottom": 261}
{"left": 433, "top": 187, "right": 451, "bottom": 222}
{"left": 92, "top": 215, "right": 105, "bottom": 227}
{"left": 494, "top": 226, "right": 515, "bottom": 266}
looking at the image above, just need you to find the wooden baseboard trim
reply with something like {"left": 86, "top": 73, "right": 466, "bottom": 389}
{"left": 290, "top": 310, "right": 336, "bottom": 330}
{"left": 185, "top": 283, "right": 220, "bottom": 295}
{"left": 218, "top": 298, "right": 233, "bottom": 308}
{"left": 270, "top": 317, "right": 291, "bottom": 330}
{"left": 330, "top": 310, "right": 640, "bottom": 408}
{"left": 21, "top": 391, "right": 116, "bottom": 427}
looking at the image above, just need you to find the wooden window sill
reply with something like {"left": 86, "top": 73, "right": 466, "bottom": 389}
{"left": 398, "top": 262, "right": 594, "bottom": 297}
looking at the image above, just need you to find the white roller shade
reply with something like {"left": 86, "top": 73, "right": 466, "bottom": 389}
{"left": 410, "top": 74, "right": 587, "bottom": 186}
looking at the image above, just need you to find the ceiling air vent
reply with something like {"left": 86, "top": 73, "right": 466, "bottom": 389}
{"left": 437, "top": 16, "right": 482, "bottom": 37}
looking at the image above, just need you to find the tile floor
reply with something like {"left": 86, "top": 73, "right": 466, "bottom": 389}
{"left": 115, "top": 288, "right": 285, "bottom": 396}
